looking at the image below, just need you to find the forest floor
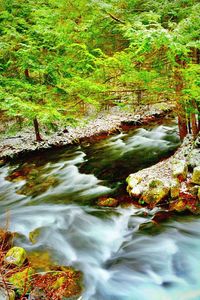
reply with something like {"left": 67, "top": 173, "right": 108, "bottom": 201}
{"left": 0, "top": 103, "right": 174, "bottom": 164}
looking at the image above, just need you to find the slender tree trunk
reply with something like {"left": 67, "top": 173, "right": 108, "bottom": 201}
{"left": 187, "top": 115, "right": 191, "bottom": 134}
{"left": 191, "top": 113, "right": 198, "bottom": 136}
{"left": 24, "top": 68, "right": 30, "bottom": 79}
{"left": 175, "top": 57, "right": 188, "bottom": 140}
{"left": 33, "top": 117, "right": 43, "bottom": 142}
{"left": 178, "top": 114, "right": 188, "bottom": 140}
{"left": 136, "top": 90, "right": 142, "bottom": 105}
{"left": 190, "top": 100, "right": 198, "bottom": 136}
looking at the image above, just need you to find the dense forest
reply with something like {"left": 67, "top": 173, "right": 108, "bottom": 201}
{"left": 0, "top": 0, "right": 200, "bottom": 139}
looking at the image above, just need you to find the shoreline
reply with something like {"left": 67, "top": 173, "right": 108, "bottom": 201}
{"left": 0, "top": 105, "right": 173, "bottom": 164}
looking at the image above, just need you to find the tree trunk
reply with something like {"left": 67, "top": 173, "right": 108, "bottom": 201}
{"left": 33, "top": 117, "right": 43, "bottom": 142}
{"left": 178, "top": 114, "right": 188, "bottom": 140}
{"left": 187, "top": 115, "right": 191, "bottom": 134}
{"left": 191, "top": 113, "right": 198, "bottom": 136}
{"left": 136, "top": 90, "right": 142, "bottom": 105}
{"left": 175, "top": 56, "right": 188, "bottom": 140}
{"left": 24, "top": 68, "right": 30, "bottom": 79}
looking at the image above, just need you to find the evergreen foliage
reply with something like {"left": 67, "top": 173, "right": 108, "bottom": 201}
{"left": 0, "top": 0, "right": 199, "bottom": 139}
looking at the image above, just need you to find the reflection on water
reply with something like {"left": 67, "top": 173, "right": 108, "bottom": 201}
{"left": 2, "top": 120, "right": 200, "bottom": 299}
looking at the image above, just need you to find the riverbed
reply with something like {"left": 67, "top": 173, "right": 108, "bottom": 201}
{"left": 1, "top": 119, "right": 200, "bottom": 300}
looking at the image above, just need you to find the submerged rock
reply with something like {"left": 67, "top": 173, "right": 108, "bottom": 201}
{"left": 191, "top": 166, "right": 200, "bottom": 185}
{"left": 5, "top": 246, "right": 27, "bottom": 267}
{"left": 169, "top": 199, "right": 186, "bottom": 212}
{"left": 97, "top": 197, "right": 119, "bottom": 207}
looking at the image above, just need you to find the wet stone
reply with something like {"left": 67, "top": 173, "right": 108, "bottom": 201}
{"left": 5, "top": 246, "right": 27, "bottom": 267}
{"left": 142, "top": 180, "right": 169, "bottom": 205}
{"left": 97, "top": 197, "right": 119, "bottom": 207}
{"left": 191, "top": 166, "right": 200, "bottom": 185}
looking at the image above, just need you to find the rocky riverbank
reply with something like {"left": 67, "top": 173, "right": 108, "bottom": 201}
{"left": 126, "top": 134, "right": 200, "bottom": 214}
{"left": 0, "top": 104, "right": 173, "bottom": 164}
{"left": 0, "top": 228, "right": 83, "bottom": 300}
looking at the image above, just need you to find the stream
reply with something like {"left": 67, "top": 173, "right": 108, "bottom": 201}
{"left": 1, "top": 119, "right": 200, "bottom": 300}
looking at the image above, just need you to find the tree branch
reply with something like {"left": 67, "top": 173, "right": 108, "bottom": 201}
{"left": 107, "top": 13, "right": 125, "bottom": 24}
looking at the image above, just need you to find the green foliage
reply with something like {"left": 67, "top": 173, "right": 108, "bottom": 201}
{"left": 0, "top": 0, "right": 199, "bottom": 137}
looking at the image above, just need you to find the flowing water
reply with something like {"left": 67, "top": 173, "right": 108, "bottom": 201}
{"left": 1, "top": 120, "right": 200, "bottom": 300}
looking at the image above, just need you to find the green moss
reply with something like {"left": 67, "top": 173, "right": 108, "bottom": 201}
{"left": 5, "top": 247, "right": 27, "bottom": 267}
{"left": 8, "top": 267, "right": 34, "bottom": 293}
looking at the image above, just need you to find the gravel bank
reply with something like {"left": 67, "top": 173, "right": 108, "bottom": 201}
{"left": 0, "top": 105, "right": 173, "bottom": 163}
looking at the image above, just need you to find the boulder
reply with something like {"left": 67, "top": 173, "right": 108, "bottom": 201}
{"left": 5, "top": 247, "right": 27, "bottom": 267}
{"left": 188, "top": 149, "right": 200, "bottom": 169}
{"left": 142, "top": 179, "right": 169, "bottom": 205}
{"left": 172, "top": 160, "right": 188, "bottom": 180}
{"left": 170, "top": 179, "right": 180, "bottom": 199}
{"left": 191, "top": 166, "right": 200, "bottom": 185}
{"left": 126, "top": 175, "right": 144, "bottom": 197}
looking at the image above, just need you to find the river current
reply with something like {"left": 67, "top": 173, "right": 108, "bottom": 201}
{"left": 1, "top": 120, "right": 200, "bottom": 300}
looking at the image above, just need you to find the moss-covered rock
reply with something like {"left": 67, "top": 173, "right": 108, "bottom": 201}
{"left": 170, "top": 199, "right": 186, "bottom": 212}
{"left": 170, "top": 179, "right": 180, "bottom": 199}
{"left": 5, "top": 246, "right": 27, "bottom": 267}
{"left": 189, "top": 185, "right": 199, "bottom": 197}
{"left": 29, "top": 228, "right": 41, "bottom": 245}
{"left": 28, "top": 250, "right": 54, "bottom": 272}
{"left": 170, "top": 195, "right": 199, "bottom": 214}
{"left": 30, "top": 268, "right": 83, "bottom": 300}
{"left": 148, "top": 179, "right": 164, "bottom": 188}
{"left": 172, "top": 160, "right": 188, "bottom": 180}
{"left": 191, "top": 166, "right": 200, "bottom": 185}
{"left": 8, "top": 267, "right": 34, "bottom": 292}
{"left": 142, "top": 180, "right": 169, "bottom": 205}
